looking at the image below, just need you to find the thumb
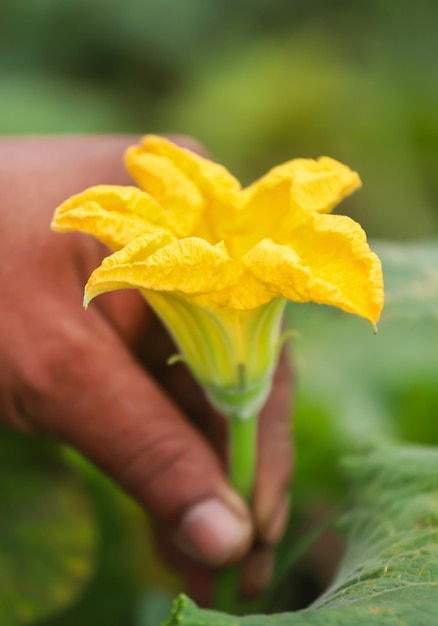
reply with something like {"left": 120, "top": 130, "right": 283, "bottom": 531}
{"left": 21, "top": 305, "right": 253, "bottom": 567}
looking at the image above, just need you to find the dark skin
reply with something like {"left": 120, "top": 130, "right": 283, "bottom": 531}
{"left": 0, "top": 136, "right": 293, "bottom": 603}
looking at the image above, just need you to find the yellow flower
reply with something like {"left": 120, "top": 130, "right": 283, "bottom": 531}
{"left": 52, "top": 135, "right": 383, "bottom": 419}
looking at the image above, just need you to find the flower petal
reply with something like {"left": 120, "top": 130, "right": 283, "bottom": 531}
{"left": 85, "top": 235, "right": 239, "bottom": 305}
{"left": 289, "top": 157, "right": 361, "bottom": 213}
{"left": 230, "top": 178, "right": 294, "bottom": 257}
{"left": 125, "top": 135, "right": 241, "bottom": 243}
{"left": 133, "top": 135, "right": 241, "bottom": 198}
{"left": 229, "top": 157, "right": 361, "bottom": 257}
{"left": 51, "top": 185, "right": 170, "bottom": 250}
{"left": 124, "top": 149, "right": 204, "bottom": 237}
{"left": 243, "top": 213, "right": 383, "bottom": 323}
{"left": 201, "top": 271, "right": 278, "bottom": 310}
{"left": 242, "top": 155, "right": 360, "bottom": 215}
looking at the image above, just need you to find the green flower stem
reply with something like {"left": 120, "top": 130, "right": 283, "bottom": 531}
{"left": 213, "top": 411, "right": 258, "bottom": 612}
{"left": 228, "top": 413, "right": 258, "bottom": 502}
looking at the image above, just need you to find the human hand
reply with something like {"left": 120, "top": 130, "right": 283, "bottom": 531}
{"left": 0, "top": 136, "right": 293, "bottom": 603}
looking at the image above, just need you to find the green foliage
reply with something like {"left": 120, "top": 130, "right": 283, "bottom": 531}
{"left": 0, "top": 74, "right": 132, "bottom": 134}
{"left": 375, "top": 240, "right": 438, "bottom": 321}
{"left": 0, "top": 431, "right": 96, "bottom": 625}
{"left": 165, "top": 445, "right": 438, "bottom": 625}
{"left": 41, "top": 455, "right": 145, "bottom": 626}
{"left": 0, "top": 429, "right": 174, "bottom": 626}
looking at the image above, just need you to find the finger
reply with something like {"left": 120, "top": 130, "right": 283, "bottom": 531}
{"left": 16, "top": 300, "right": 254, "bottom": 568}
{"left": 240, "top": 544, "right": 275, "bottom": 599}
{"left": 254, "top": 349, "right": 294, "bottom": 544}
{"left": 94, "top": 288, "right": 151, "bottom": 347}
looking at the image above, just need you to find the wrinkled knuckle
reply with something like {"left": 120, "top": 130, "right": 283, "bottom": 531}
{"left": 120, "top": 431, "right": 197, "bottom": 519}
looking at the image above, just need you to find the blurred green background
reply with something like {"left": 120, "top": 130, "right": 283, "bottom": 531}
{"left": 2, "top": 2, "right": 438, "bottom": 625}
{"left": 2, "top": 0, "right": 438, "bottom": 238}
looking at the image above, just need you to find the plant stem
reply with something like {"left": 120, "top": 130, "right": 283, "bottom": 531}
{"left": 229, "top": 414, "right": 258, "bottom": 502}
{"left": 213, "top": 412, "right": 258, "bottom": 612}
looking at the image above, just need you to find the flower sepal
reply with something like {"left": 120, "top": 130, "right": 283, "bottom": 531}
{"left": 144, "top": 292, "right": 287, "bottom": 420}
{"left": 203, "top": 364, "right": 273, "bottom": 421}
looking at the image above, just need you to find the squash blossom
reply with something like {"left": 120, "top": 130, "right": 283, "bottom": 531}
{"left": 51, "top": 135, "right": 383, "bottom": 421}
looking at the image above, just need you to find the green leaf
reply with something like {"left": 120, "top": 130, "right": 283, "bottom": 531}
{"left": 43, "top": 452, "right": 165, "bottom": 626}
{"left": 135, "top": 587, "right": 175, "bottom": 626}
{"left": 164, "top": 444, "right": 438, "bottom": 625}
{"left": 0, "top": 429, "right": 96, "bottom": 625}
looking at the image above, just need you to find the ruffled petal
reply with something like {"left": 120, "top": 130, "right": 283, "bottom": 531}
{"left": 52, "top": 136, "right": 383, "bottom": 324}
{"left": 229, "top": 157, "right": 360, "bottom": 257}
{"left": 132, "top": 135, "right": 241, "bottom": 198}
{"left": 85, "top": 235, "right": 239, "bottom": 305}
{"left": 124, "top": 149, "right": 204, "bottom": 237}
{"left": 229, "top": 178, "right": 294, "bottom": 257}
{"left": 243, "top": 155, "right": 360, "bottom": 215}
{"left": 289, "top": 157, "right": 361, "bottom": 213}
{"left": 51, "top": 185, "right": 170, "bottom": 250}
{"left": 243, "top": 213, "right": 383, "bottom": 324}
{"left": 125, "top": 135, "right": 241, "bottom": 243}
{"left": 199, "top": 270, "right": 278, "bottom": 310}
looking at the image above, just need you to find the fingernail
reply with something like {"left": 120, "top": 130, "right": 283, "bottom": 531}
{"left": 241, "top": 547, "right": 274, "bottom": 598}
{"left": 176, "top": 497, "right": 252, "bottom": 566}
{"left": 264, "top": 497, "right": 290, "bottom": 545}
